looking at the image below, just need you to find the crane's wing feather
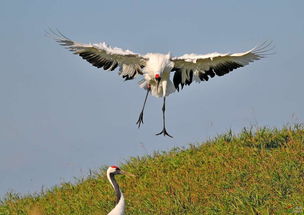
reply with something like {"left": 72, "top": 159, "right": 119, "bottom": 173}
{"left": 49, "top": 30, "right": 147, "bottom": 80}
{"left": 171, "top": 42, "right": 272, "bottom": 91}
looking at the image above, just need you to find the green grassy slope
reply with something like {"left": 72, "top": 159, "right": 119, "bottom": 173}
{"left": 1, "top": 126, "right": 304, "bottom": 215}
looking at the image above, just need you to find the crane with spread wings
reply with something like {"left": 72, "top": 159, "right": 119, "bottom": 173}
{"left": 50, "top": 30, "right": 272, "bottom": 137}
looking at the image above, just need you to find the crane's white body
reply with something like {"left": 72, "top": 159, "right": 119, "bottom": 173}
{"left": 139, "top": 53, "right": 175, "bottom": 97}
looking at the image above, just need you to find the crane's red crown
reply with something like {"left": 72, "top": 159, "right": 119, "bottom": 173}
{"left": 111, "top": 165, "right": 119, "bottom": 169}
{"left": 155, "top": 74, "right": 160, "bottom": 79}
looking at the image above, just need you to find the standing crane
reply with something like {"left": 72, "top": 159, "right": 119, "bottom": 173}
{"left": 106, "top": 166, "right": 134, "bottom": 215}
{"left": 50, "top": 30, "right": 271, "bottom": 137}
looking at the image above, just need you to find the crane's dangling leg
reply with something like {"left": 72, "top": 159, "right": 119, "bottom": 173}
{"left": 156, "top": 97, "right": 173, "bottom": 138}
{"left": 136, "top": 88, "right": 150, "bottom": 128}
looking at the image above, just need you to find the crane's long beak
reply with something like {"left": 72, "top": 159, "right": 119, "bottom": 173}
{"left": 156, "top": 77, "right": 161, "bottom": 89}
{"left": 120, "top": 170, "right": 136, "bottom": 177}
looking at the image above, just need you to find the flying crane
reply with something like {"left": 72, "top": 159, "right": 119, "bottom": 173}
{"left": 50, "top": 31, "right": 271, "bottom": 137}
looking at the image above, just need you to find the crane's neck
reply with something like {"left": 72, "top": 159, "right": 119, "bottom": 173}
{"left": 106, "top": 171, "right": 125, "bottom": 215}
{"left": 108, "top": 173, "right": 122, "bottom": 203}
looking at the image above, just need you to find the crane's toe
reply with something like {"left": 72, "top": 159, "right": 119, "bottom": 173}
{"left": 156, "top": 128, "right": 173, "bottom": 138}
{"left": 136, "top": 111, "right": 144, "bottom": 128}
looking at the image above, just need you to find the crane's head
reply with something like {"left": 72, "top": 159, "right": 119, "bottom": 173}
{"left": 144, "top": 53, "right": 173, "bottom": 87}
{"left": 107, "top": 166, "right": 135, "bottom": 177}
{"left": 107, "top": 166, "right": 122, "bottom": 175}
{"left": 155, "top": 73, "right": 161, "bottom": 87}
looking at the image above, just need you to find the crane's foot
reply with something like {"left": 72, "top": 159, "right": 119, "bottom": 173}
{"left": 136, "top": 111, "right": 144, "bottom": 128}
{"left": 156, "top": 128, "right": 173, "bottom": 138}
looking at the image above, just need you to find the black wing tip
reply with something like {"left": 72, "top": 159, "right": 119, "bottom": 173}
{"left": 252, "top": 40, "right": 276, "bottom": 57}
{"left": 45, "top": 28, "right": 74, "bottom": 47}
{"left": 172, "top": 69, "right": 194, "bottom": 91}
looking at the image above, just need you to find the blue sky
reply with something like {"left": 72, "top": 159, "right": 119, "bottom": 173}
{"left": 1, "top": 0, "right": 303, "bottom": 197}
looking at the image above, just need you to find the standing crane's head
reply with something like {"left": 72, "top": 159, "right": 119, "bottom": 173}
{"left": 107, "top": 166, "right": 122, "bottom": 175}
{"left": 107, "top": 166, "right": 136, "bottom": 177}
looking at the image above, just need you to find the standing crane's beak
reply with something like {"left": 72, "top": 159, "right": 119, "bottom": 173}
{"left": 155, "top": 74, "right": 161, "bottom": 88}
{"left": 120, "top": 170, "right": 136, "bottom": 177}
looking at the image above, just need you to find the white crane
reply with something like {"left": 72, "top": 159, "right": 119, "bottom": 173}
{"left": 50, "top": 30, "right": 271, "bottom": 137}
{"left": 106, "top": 166, "right": 134, "bottom": 215}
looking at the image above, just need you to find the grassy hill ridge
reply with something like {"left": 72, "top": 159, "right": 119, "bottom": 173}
{"left": 1, "top": 125, "right": 304, "bottom": 215}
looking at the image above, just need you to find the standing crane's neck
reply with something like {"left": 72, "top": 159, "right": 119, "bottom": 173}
{"left": 108, "top": 173, "right": 122, "bottom": 204}
{"left": 107, "top": 171, "right": 125, "bottom": 215}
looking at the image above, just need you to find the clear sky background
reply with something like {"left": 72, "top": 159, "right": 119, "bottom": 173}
{"left": 1, "top": 0, "right": 303, "bottom": 198}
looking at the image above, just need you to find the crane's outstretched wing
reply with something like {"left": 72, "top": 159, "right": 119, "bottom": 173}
{"left": 171, "top": 42, "right": 272, "bottom": 91}
{"left": 49, "top": 30, "right": 148, "bottom": 80}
